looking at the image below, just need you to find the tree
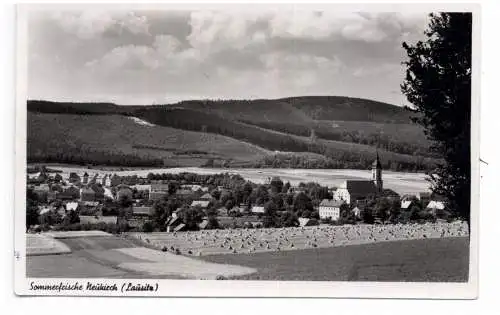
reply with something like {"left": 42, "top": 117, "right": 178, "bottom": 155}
{"left": 278, "top": 211, "right": 299, "bottom": 227}
{"left": 293, "top": 192, "right": 313, "bottom": 212}
{"left": 282, "top": 181, "right": 291, "bottom": 193}
{"left": 270, "top": 176, "right": 284, "bottom": 194}
{"left": 263, "top": 201, "right": 278, "bottom": 228}
{"left": 375, "top": 198, "right": 391, "bottom": 223}
{"left": 389, "top": 199, "right": 402, "bottom": 223}
{"left": 26, "top": 188, "right": 39, "bottom": 229}
{"left": 180, "top": 206, "right": 204, "bottom": 230}
{"left": 401, "top": 13, "right": 472, "bottom": 223}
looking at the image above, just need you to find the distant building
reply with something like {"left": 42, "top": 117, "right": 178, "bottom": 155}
{"left": 352, "top": 206, "right": 361, "bottom": 218}
{"left": 334, "top": 181, "right": 377, "bottom": 205}
{"left": 149, "top": 183, "right": 171, "bottom": 201}
{"left": 333, "top": 154, "right": 382, "bottom": 204}
{"left": 318, "top": 199, "right": 344, "bottom": 221}
{"left": 217, "top": 207, "right": 229, "bottom": 216}
{"left": 80, "top": 187, "right": 95, "bottom": 202}
{"left": 200, "top": 193, "right": 213, "bottom": 200}
{"left": 175, "top": 189, "right": 194, "bottom": 199}
{"left": 426, "top": 200, "right": 446, "bottom": 212}
{"left": 66, "top": 202, "right": 78, "bottom": 212}
{"left": 191, "top": 200, "right": 210, "bottom": 209}
{"left": 298, "top": 218, "right": 318, "bottom": 227}
{"left": 132, "top": 206, "right": 153, "bottom": 217}
{"left": 401, "top": 200, "right": 414, "bottom": 210}
{"left": 110, "top": 174, "right": 121, "bottom": 187}
{"left": 90, "top": 184, "right": 105, "bottom": 201}
{"left": 82, "top": 172, "right": 89, "bottom": 185}
{"left": 251, "top": 206, "right": 265, "bottom": 214}
{"left": 372, "top": 152, "right": 383, "bottom": 193}
{"left": 418, "top": 192, "right": 432, "bottom": 203}
{"left": 198, "top": 219, "right": 209, "bottom": 230}
{"left": 149, "top": 191, "right": 167, "bottom": 201}
{"left": 69, "top": 172, "right": 81, "bottom": 185}
{"left": 116, "top": 185, "right": 133, "bottom": 200}
{"left": 64, "top": 185, "right": 80, "bottom": 199}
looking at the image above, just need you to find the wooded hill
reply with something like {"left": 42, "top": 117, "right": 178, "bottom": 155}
{"left": 27, "top": 97, "right": 439, "bottom": 171}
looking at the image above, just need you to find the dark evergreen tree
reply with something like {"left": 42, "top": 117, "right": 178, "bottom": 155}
{"left": 402, "top": 13, "right": 472, "bottom": 222}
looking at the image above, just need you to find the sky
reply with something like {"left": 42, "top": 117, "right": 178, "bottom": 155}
{"left": 27, "top": 7, "right": 431, "bottom": 106}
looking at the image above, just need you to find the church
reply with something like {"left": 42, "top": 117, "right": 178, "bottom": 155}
{"left": 333, "top": 153, "right": 383, "bottom": 205}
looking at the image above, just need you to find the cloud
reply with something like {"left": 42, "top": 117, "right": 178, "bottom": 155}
{"left": 28, "top": 8, "right": 430, "bottom": 106}
{"left": 352, "top": 63, "right": 402, "bottom": 77}
{"left": 50, "top": 10, "right": 150, "bottom": 39}
{"left": 85, "top": 34, "right": 201, "bottom": 75}
{"left": 268, "top": 11, "right": 428, "bottom": 43}
{"left": 187, "top": 11, "right": 270, "bottom": 54}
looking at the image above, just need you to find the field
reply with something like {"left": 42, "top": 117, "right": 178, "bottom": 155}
{"left": 26, "top": 233, "right": 469, "bottom": 282}
{"left": 200, "top": 237, "right": 469, "bottom": 281}
{"left": 43, "top": 165, "right": 431, "bottom": 195}
{"left": 27, "top": 234, "right": 255, "bottom": 279}
{"left": 127, "top": 222, "right": 468, "bottom": 257}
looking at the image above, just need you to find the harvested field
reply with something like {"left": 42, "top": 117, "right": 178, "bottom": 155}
{"left": 127, "top": 221, "right": 469, "bottom": 257}
{"left": 44, "top": 230, "right": 112, "bottom": 239}
{"left": 116, "top": 247, "right": 256, "bottom": 279}
{"left": 28, "top": 234, "right": 256, "bottom": 279}
{"left": 58, "top": 236, "right": 137, "bottom": 251}
{"left": 26, "top": 234, "right": 71, "bottom": 256}
{"left": 200, "top": 237, "right": 470, "bottom": 282}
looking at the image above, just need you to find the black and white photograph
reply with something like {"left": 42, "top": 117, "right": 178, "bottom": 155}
{"left": 14, "top": 3, "right": 479, "bottom": 298}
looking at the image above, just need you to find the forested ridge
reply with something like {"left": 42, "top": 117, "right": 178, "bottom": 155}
{"left": 27, "top": 98, "right": 439, "bottom": 171}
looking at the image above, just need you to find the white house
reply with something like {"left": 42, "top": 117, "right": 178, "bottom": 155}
{"left": 318, "top": 199, "right": 344, "bottom": 221}
{"left": 65, "top": 202, "right": 78, "bottom": 211}
{"left": 401, "top": 200, "right": 413, "bottom": 210}
{"left": 251, "top": 206, "right": 265, "bottom": 214}
{"left": 426, "top": 200, "right": 446, "bottom": 211}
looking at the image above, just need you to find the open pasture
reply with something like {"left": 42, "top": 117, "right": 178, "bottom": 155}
{"left": 127, "top": 221, "right": 469, "bottom": 257}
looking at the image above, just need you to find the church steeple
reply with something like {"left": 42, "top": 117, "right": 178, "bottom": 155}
{"left": 372, "top": 151, "right": 383, "bottom": 193}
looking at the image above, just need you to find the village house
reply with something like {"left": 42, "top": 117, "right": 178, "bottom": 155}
{"left": 318, "top": 199, "right": 344, "bottom": 221}
{"left": 251, "top": 206, "right": 265, "bottom": 214}
{"left": 80, "top": 187, "right": 95, "bottom": 202}
{"left": 352, "top": 206, "right": 361, "bottom": 219}
{"left": 102, "top": 174, "right": 111, "bottom": 187}
{"left": 132, "top": 206, "right": 153, "bottom": 217}
{"left": 175, "top": 189, "right": 194, "bottom": 199}
{"left": 149, "top": 183, "right": 170, "bottom": 201}
{"left": 82, "top": 172, "right": 89, "bottom": 185}
{"left": 110, "top": 174, "right": 122, "bottom": 187}
{"left": 116, "top": 185, "right": 133, "bottom": 200}
{"left": 217, "top": 206, "right": 229, "bottom": 216}
{"left": 298, "top": 217, "right": 318, "bottom": 227}
{"left": 65, "top": 201, "right": 79, "bottom": 212}
{"left": 90, "top": 184, "right": 105, "bottom": 201}
{"left": 191, "top": 200, "right": 211, "bottom": 209}
{"left": 68, "top": 172, "right": 81, "bottom": 185}
{"left": 401, "top": 199, "right": 414, "bottom": 211}
{"left": 426, "top": 200, "right": 446, "bottom": 213}
{"left": 200, "top": 193, "right": 213, "bottom": 200}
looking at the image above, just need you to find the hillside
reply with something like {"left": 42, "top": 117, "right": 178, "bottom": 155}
{"left": 27, "top": 98, "right": 438, "bottom": 171}
{"left": 27, "top": 113, "right": 271, "bottom": 167}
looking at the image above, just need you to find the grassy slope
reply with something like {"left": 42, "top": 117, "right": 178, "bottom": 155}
{"left": 28, "top": 113, "right": 271, "bottom": 166}
{"left": 201, "top": 237, "right": 469, "bottom": 282}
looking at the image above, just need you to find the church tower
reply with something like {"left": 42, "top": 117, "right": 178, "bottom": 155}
{"left": 372, "top": 152, "right": 383, "bottom": 193}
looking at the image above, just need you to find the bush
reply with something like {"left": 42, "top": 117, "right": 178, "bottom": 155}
{"left": 142, "top": 221, "right": 154, "bottom": 233}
